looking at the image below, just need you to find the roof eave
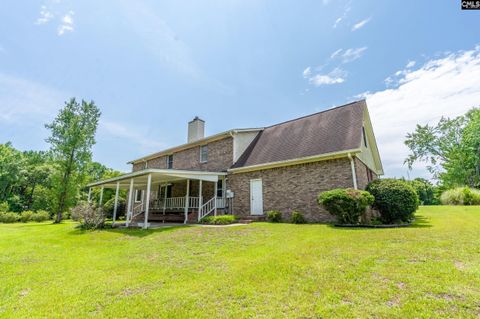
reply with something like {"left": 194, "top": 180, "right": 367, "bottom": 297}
{"left": 228, "top": 149, "right": 362, "bottom": 174}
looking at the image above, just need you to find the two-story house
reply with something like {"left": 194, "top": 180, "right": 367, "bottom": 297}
{"left": 87, "top": 100, "right": 383, "bottom": 228}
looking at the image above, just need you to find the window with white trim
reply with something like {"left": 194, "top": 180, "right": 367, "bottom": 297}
{"left": 167, "top": 155, "right": 173, "bottom": 169}
{"left": 200, "top": 145, "right": 208, "bottom": 163}
{"left": 135, "top": 189, "right": 143, "bottom": 202}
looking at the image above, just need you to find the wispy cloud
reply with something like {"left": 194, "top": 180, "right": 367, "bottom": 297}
{"left": 0, "top": 73, "right": 67, "bottom": 124}
{"left": 100, "top": 120, "right": 165, "bottom": 152}
{"left": 331, "top": 47, "right": 368, "bottom": 63}
{"left": 35, "top": 5, "right": 54, "bottom": 25}
{"left": 352, "top": 17, "right": 371, "bottom": 31}
{"left": 303, "top": 67, "right": 347, "bottom": 86}
{"left": 333, "top": 2, "right": 351, "bottom": 28}
{"left": 406, "top": 60, "right": 416, "bottom": 68}
{"left": 35, "top": 4, "right": 75, "bottom": 36}
{"left": 360, "top": 46, "right": 480, "bottom": 178}
{"left": 57, "top": 11, "right": 75, "bottom": 36}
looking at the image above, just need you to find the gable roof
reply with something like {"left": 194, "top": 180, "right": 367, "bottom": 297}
{"left": 231, "top": 100, "right": 366, "bottom": 169}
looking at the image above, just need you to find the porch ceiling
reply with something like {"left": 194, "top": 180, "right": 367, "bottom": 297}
{"left": 86, "top": 169, "right": 226, "bottom": 189}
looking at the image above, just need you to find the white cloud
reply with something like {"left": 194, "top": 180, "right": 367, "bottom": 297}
{"left": 406, "top": 60, "right": 416, "bottom": 68}
{"left": 57, "top": 11, "right": 74, "bottom": 36}
{"left": 0, "top": 73, "right": 67, "bottom": 124}
{"left": 304, "top": 67, "right": 347, "bottom": 86}
{"left": 333, "top": 2, "right": 351, "bottom": 28}
{"left": 331, "top": 47, "right": 368, "bottom": 63}
{"left": 35, "top": 5, "right": 54, "bottom": 25}
{"left": 100, "top": 120, "right": 165, "bottom": 152}
{"left": 302, "top": 66, "right": 312, "bottom": 77}
{"left": 352, "top": 17, "right": 370, "bottom": 31}
{"left": 362, "top": 46, "right": 480, "bottom": 179}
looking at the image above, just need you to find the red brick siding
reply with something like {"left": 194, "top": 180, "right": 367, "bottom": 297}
{"left": 228, "top": 158, "right": 355, "bottom": 222}
{"left": 132, "top": 137, "right": 233, "bottom": 172}
{"left": 354, "top": 157, "right": 378, "bottom": 190}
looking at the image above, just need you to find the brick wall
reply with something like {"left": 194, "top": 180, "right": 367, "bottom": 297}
{"left": 228, "top": 158, "right": 355, "bottom": 222}
{"left": 354, "top": 157, "right": 378, "bottom": 190}
{"left": 132, "top": 137, "right": 233, "bottom": 172}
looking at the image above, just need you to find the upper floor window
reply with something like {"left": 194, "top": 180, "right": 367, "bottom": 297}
{"left": 167, "top": 155, "right": 173, "bottom": 169}
{"left": 200, "top": 145, "right": 208, "bottom": 163}
{"left": 362, "top": 127, "right": 368, "bottom": 148}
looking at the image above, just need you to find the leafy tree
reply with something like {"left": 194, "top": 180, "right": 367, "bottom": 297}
{"left": 407, "top": 178, "right": 438, "bottom": 205}
{"left": 0, "top": 143, "right": 25, "bottom": 204}
{"left": 45, "top": 98, "right": 101, "bottom": 223}
{"left": 405, "top": 108, "right": 480, "bottom": 188}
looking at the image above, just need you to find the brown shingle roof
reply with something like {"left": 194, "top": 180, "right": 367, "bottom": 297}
{"left": 232, "top": 100, "right": 366, "bottom": 168}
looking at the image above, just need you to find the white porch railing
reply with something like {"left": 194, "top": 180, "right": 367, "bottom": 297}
{"left": 149, "top": 197, "right": 200, "bottom": 210}
{"left": 198, "top": 196, "right": 216, "bottom": 221}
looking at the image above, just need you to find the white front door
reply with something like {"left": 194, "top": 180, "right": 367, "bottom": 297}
{"left": 250, "top": 179, "right": 263, "bottom": 215}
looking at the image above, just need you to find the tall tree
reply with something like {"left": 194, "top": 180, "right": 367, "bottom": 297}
{"left": 405, "top": 108, "right": 480, "bottom": 188}
{"left": 46, "top": 98, "right": 101, "bottom": 223}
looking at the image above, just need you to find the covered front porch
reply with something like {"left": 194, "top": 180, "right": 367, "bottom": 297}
{"left": 86, "top": 169, "right": 229, "bottom": 229}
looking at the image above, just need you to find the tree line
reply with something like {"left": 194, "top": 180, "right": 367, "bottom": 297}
{"left": 0, "top": 98, "right": 122, "bottom": 222}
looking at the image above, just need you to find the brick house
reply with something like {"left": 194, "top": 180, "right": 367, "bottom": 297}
{"left": 88, "top": 100, "right": 383, "bottom": 227}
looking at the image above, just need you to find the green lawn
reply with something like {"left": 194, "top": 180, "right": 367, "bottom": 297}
{"left": 1, "top": 206, "right": 479, "bottom": 318}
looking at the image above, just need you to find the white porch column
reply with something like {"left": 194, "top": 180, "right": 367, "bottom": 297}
{"left": 99, "top": 186, "right": 104, "bottom": 207}
{"left": 112, "top": 181, "right": 120, "bottom": 225}
{"left": 198, "top": 180, "right": 203, "bottom": 220}
{"left": 213, "top": 180, "right": 218, "bottom": 216}
{"left": 184, "top": 179, "right": 190, "bottom": 224}
{"left": 87, "top": 187, "right": 92, "bottom": 203}
{"left": 127, "top": 178, "right": 134, "bottom": 226}
{"left": 143, "top": 174, "right": 152, "bottom": 229}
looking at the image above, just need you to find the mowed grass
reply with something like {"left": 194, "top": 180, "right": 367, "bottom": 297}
{"left": 1, "top": 207, "right": 480, "bottom": 318}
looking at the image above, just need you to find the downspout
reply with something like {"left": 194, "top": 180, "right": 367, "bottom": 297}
{"left": 348, "top": 153, "right": 358, "bottom": 190}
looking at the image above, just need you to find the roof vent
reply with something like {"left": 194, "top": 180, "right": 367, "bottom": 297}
{"left": 188, "top": 116, "right": 205, "bottom": 143}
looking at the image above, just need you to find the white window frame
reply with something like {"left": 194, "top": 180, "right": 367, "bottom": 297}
{"left": 166, "top": 154, "right": 173, "bottom": 169}
{"left": 200, "top": 145, "right": 208, "bottom": 163}
{"left": 134, "top": 189, "right": 143, "bottom": 203}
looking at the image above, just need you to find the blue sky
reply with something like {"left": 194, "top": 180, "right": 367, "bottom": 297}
{"left": 1, "top": 1, "right": 479, "bottom": 179}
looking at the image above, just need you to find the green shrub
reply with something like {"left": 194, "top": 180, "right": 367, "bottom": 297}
{"left": 366, "top": 179, "right": 419, "bottom": 224}
{"left": 200, "top": 215, "right": 237, "bottom": 225}
{"left": 0, "top": 212, "right": 20, "bottom": 223}
{"left": 266, "top": 210, "right": 282, "bottom": 223}
{"left": 440, "top": 187, "right": 480, "bottom": 205}
{"left": 291, "top": 211, "right": 306, "bottom": 224}
{"left": 31, "top": 210, "right": 51, "bottom": 222}
{"left": 19, "top": 210, "right": 35, "bottom": 223}
{"left": 103, "top": 197, "right": 126, "bottom": 219}
{"left": 318, "top": 188, "right": 374, "bottom": 224}
{"left": 0, "top": 201, "right": 8, "bottom": 212}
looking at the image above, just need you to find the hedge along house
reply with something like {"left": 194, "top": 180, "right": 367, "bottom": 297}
{"left": 87, "top": 100, "right": 383, "bottom": 228}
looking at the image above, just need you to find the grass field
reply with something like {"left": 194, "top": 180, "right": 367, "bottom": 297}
{"left": 1, "top": 206, "right": 479, "bottom": 318}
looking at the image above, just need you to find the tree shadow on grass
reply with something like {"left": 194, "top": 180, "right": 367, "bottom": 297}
{"left": 67, "top": 224, "right": 189, "bottom": 237}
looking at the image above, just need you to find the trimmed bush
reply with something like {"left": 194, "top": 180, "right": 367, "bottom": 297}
{"left": 266, "top": 210, "right": 282, "bottom": 223}
{"left": 31, "top": 210, "right": 50, "bottom": 222}
{"left": 440, "top": 187, "right": 480, "bottom": 205}
{"left": 200, "top": 215, "right": 237, "bottom": 225}
{"left": 19, "top": 210, "right": 35, "bottom": 223}
{"left": 0, "top": 212, "right": 19, "bottom": 223}
{"left": 318, "top": 188, "right": 374, "bottom": 224}
{"left": 366, "top": 179, "right": 419, "bottom": 223}
{"left": 291, "top": 211, "right": 306, "bottom": 224}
